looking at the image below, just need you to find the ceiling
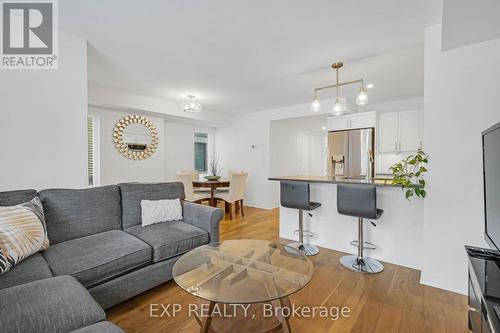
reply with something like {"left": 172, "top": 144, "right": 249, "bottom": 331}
{"left": 442, "top": 0, "right": 500, "bottom": 51}
{"left": 60, "top": 0, "right": 441, "bottom": 115}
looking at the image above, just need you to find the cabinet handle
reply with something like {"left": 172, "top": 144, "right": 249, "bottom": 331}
{"left": 399, "top": 142, "right": 401, "bottom": 151}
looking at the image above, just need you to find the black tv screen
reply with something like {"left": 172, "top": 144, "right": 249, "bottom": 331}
{"left": 484, "top": 122, "right": 500, "bottom": 251}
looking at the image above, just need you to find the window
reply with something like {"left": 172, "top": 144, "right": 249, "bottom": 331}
{"left": 194, "top": 132, "right": 209, "bottom": 172}
{"left": 87, "top": 114, "right": 100, "bottom": 186}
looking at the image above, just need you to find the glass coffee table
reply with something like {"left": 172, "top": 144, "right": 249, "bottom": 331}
{"left": 172, "top": 239, "right": 313, "bottom": 333}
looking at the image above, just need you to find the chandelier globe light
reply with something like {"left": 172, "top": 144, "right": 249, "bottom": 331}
{"left": 311, "top": 61, "right": 370, "bottom": 115}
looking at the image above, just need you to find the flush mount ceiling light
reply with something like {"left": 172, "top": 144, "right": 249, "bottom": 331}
{"left": 310, "top": 62, "right": 370, "bottom": 115}
{"left": 182, "top": 95, "right": 202, "bottom": 113}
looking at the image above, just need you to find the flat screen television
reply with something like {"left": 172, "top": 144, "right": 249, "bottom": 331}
{"left": 483, "top": 122, "right": 500, "bottom": 251}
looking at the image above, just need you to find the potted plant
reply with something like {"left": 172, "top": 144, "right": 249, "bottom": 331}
{"left": 205, "top": 155, "right": 222, "bottom": 181}
{"left": 389, "top": 149, "right": 428, "bottom": 200}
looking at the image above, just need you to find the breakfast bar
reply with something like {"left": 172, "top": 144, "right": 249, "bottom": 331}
{"left": 269, "top": 175, "right": 424, "bottom": 269}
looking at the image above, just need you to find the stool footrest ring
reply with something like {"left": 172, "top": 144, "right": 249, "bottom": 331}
{"left": 293, "top": 230, "right": 317, "bottom": 239}
{"left": 350, "top": 240, "right": 376, "bottom": 250}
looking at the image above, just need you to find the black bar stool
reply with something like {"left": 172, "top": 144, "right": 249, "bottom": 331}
{"left": 337, "top": 183, "right": 384, "bottom": 273}
{"left": 280, "top": 181, "right": 321, "bottom": 256}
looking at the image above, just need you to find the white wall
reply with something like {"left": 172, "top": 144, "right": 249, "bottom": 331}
{"left": 0, "top": 32, "right": 88, "bottom": 190}
{"left": 270, "top": 121, "right": 326, "bottom": 207}
{"left": 164, "top": 122, "right": 214, "bottom": 181}
{"left": 91, "top": 107, "right": 214, "bottom": 185}
{"left": 91, "top": 107, "right": 166, "bottom": 185}
{"left": 421, "top": 24, "right": 500, "bottom": 294}
{"left": 215, "top": 113, "right": 272, "bottom": 208}
{"left": 270, "top": 122, "right": 325, "bottom": 177}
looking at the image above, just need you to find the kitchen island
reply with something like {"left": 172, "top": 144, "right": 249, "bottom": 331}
{"left": 269, "top": 175, "right": 424, "bottom": 269}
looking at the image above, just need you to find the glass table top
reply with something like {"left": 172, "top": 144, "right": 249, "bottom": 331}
{"left": 172, "top": 239, "right": 313, "bottom": 304}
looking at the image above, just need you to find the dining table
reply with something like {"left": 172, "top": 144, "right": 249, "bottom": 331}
{"left": 192, "top": 179, "right": 230, "bottom": 207}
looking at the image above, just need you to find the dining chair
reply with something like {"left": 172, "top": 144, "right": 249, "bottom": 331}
{"left": 214, "top": 172, "right": 248, "bottom": 219}
{"left": 180, "top": 170, "right": 210, "bottom": 193}
{"left": 227, "top": 169, "right": 245, "bottom": 179}
{"left": 216, "top": 169, "right": 245, "bottom": 194}
{"left": 179, "top": 170, "right": 199, "bottom": 181}
{"left": 176, "top": 172, "right": 210, "bottom": 203}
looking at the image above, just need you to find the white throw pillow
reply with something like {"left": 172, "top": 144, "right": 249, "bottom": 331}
{"left": 140, "top": 199, "right": 183, "bottom": 227}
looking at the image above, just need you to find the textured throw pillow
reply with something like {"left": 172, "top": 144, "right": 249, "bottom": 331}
{"left": 141, "top": 198, "right": 183, "bottom": 227}
{"left": 0, "top": 197, "right": 49, "bottom": 274}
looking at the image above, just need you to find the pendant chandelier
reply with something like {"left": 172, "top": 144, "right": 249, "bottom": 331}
{"left": 311, "top": 62, "right": 369, "bottom": 115}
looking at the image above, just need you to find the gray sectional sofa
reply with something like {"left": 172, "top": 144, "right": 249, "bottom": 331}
{"left": 0, "top": 182, "right": 224, "bottom": 333}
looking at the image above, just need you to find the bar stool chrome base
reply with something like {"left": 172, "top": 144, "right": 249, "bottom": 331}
{"left": 285, "top": 242, "right": 319, "bottom": 256}
{"left": 340, "top": 255, "right": 384, "bottom": 274}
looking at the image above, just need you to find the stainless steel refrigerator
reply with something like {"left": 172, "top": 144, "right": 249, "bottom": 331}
{"left": 327, "top": 128, "right": 374, "bottom": 179}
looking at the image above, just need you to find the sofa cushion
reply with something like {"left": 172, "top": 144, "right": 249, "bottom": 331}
{"left": 38, "top": 186, "right": 122, "bottom": 244}
{"left": 119, "top": 182, "right": 185, "bottom": 229}
{"left": 0, "top": 189, "right": 37, "bottom": 206}
{"left": 126, "top": 221, "right": 209, "bottom": 262}
{"left": 0, "top": 276, "right": 105, "bottom": 333}
{"left": 0, "top": 253, "right": 52, "bottom": 290}
{"left": 69, "top": 322, "right": 125, "bottom": 333}
{"left": 43, "top": 230, "right": 152, "bottom": 288}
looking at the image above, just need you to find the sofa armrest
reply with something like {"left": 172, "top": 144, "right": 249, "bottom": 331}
{"left": 182, "top": 201, "right": 224, "bottom": 242}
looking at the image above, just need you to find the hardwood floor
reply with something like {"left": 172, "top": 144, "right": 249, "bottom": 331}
{"left": 107, "top": 205, "right": 468, "bottom": 333}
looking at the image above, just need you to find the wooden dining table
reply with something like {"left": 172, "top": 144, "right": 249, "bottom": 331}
{"left": 192, "top": 179, "right": 230, "bottom": 207}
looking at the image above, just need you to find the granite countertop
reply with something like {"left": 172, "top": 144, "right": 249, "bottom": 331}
{"left": 268, "top": 175, "right": 398, "bottom": 187}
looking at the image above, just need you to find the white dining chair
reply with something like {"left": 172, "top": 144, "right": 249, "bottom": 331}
{"left": 180, "top": 170, "right": 210, "bottom": 193}
{"left": 179, "top": 170, "right": 199, "bottom": 181}
{"left": 227, "top": 169, "right": 245, "bottom": 179}
{"left": 214, "top": 172, "right": 248, "bottom": 219}
{"left": 216, "top": 169, "right": 245, "bottom": 194}
{"left": 176, "top": 172, "right": 210, "bottom": 203}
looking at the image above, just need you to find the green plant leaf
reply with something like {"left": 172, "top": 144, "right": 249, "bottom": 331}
{"left": 390, "top": 149, "right": 428, "bottom": 200}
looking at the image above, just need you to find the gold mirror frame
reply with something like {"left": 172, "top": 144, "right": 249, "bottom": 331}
{"left": 113, "top": 115, "right": 159, "bottom": 160}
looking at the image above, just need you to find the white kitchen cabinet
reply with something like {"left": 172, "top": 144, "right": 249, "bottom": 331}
{"left": 398, "top": 110, "right": 420, "bottom": 151}
{"left": 327, "top": 115, "right": 350, "bottom": 131}
{"left": 378, "top": 110, "right": 422, "bottom": 153}
{"left": 327, "top": 111, "right": 376, "bottom": 131}
{"left": 350, "top": 111, "right": 376, "bottom": 129}
{"left": 378, "top": 112, "right": 399, "bottom": 152}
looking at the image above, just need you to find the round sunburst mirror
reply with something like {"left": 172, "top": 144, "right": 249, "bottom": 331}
{"left": 113, "top": 115, "right": 159, "bottom": 160}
